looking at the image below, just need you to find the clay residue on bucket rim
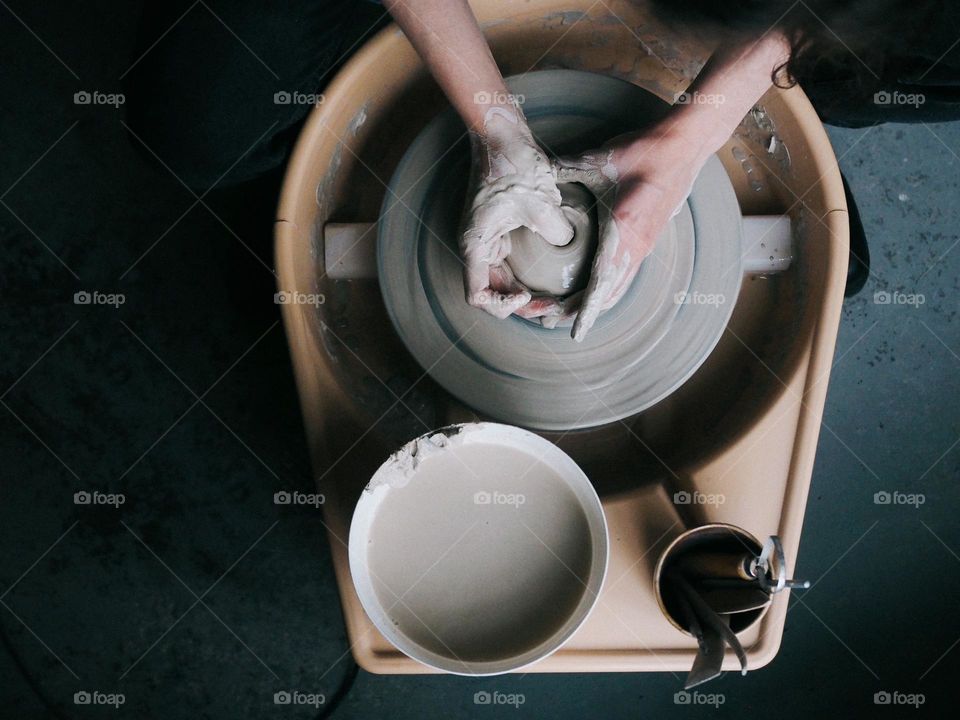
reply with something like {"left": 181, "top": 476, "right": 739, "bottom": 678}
{"left": 365, "top": 424, "right": 468, "bottom": 491}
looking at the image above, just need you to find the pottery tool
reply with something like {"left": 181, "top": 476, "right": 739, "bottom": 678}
{"left": 676, "top": 551, "right": 755, "bottom": 581}
{"left": 667, "top": 568, "right": 748, "bottom": 686}
{"left": 753, "top": 535, "right": 811, "bottom": 594}
{"left": 676, "top": 536, "right": 809, "bottom": 593}
{"left": 378, "top": 70, "right": 745, "bottom": 430}
{"left": 686, "top": 616, "right": 726, "bottom": 688}
{"left": 701, "top": 587, "right": 772, "bottom": 615}
{"left": 671, "top": 570, "right": 724, "bottom": 688}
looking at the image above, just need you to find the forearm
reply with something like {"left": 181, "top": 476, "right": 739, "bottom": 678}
{"left": 383, "top": 0, "right": 519, "bottom": 138}
{"left": 624, "top": 32, "right": 791, "bottom": 164}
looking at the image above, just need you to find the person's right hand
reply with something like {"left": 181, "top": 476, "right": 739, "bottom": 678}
{"left": 553, "top": 129, "right": 703, "bottom": 341}
{"left": 461, "top": 119, "right": 574, "bottom": 319}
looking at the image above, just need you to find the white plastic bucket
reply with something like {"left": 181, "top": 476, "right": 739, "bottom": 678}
{"left": 348, "top": 422, "right": 608, "bottom": 675}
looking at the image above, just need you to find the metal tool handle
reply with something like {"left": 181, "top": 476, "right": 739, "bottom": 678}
{"left": 677, "top": 552, "right": 754, "bottom": 581}
{"left": 750, "top": 536, "right": 810, "bottom": 594}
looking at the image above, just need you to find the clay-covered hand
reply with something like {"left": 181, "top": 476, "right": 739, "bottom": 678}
{"left": 553, "top": 132, "right": 703, "bottom": 341}
{"left": 461, "top": 122, "right": 574, "bottom": 319}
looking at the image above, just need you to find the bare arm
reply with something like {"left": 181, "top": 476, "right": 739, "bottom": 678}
{"left": 382, "top": 0, "right": 517, "bottom": 136}
{"left": 625, "top": 33, "right": 791, "bottom": 173}
{"left": 560, "top": 32, "right": 792, "bottom": 339}
{"left": 384, "top": 0, "right": 573, "bottom": 319}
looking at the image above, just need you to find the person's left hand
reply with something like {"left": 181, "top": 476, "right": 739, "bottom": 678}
{"left": 460, "top": 127, "right": 574, "bottom": 320}
{"left": 549, "top": 128, "right": 707, "bottom": 341}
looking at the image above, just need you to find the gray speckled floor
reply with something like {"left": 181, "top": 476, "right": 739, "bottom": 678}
{"left": 2, "top": 3, "right": 959, "bottom": 718}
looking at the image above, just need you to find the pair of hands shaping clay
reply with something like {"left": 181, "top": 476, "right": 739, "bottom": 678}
{"left": 460, "top": 100, "right": 689, "bottom": 341}
{"left": 460, "top": 103, "right": 632, "bottom": 340}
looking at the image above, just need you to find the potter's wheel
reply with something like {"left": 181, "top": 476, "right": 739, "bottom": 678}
{"left": 379, "top": 71, "right": 743, "bottom": 430}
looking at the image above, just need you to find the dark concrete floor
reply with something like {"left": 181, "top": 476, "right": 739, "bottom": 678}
{"left": 2, "top": 2, "right": 958, "bottom": 719}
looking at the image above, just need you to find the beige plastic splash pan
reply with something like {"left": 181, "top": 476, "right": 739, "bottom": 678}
{"left": 274, "top": 0, "right": 848, "bottom": 674}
